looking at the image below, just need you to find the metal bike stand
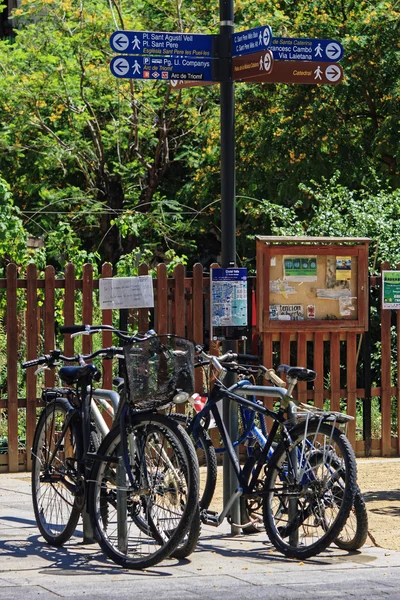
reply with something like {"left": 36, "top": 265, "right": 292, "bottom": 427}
{"left": 82, "top": 506, "right": 96, "bottom": 544}
{"left": 117, "top": 454, "right": 128, "bottom": 553}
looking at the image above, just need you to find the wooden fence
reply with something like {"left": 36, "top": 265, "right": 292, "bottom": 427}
{"left": 0, "top": 261, "right": 399, "bottom": 472}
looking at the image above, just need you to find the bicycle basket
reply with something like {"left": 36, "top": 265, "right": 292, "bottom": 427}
{"left": 123, "top": 335, "right": 195, "bottom": 410}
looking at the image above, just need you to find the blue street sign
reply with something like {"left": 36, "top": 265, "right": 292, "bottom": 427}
{"left": 269, "top": 37, "right": 343, "bottom": 62}
{"left": 110, "top": 55, "right": 213, "bottom": 81}
{"left": 232, "top": 25, "right": 273, "bottom": 57}
{"left": 110, "top": 30, "right": 215, "bottom": 58}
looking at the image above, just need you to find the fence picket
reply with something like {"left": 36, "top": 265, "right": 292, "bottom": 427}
{"left": 381, "top": 262, "right": 392, "bottom": 456}
{"left": 101, "top": 263, "right": 113, "bottom": 390}
{"left": 138, "top": 263, "right": 149, "bottom": 333}
{"left": 26, "top": 263, "right": 38, "bottom": 471}
{"left": 6, "top": 264, "right": 18, "bottom": 472}
{"left": 82, "top": 264, "right": 93, "bottom": 356}
{"left": 44, "top": 266, "right": 55, "bottom": 388}
{"left": 64, "top": 263, "right": 75, "bottom": 357}
{"left": 313, "top": 333, "right": 324, "bottom": 409}
{"left": 330, "top": 332, "right": 341, "bottom": 413}
{"left": 156, "top": 264, "right": 168, "bottom": 334}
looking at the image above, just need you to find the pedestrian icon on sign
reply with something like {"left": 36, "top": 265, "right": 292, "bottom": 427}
{"left": 315, "top": 43, "right": 323, "bottom": 58}
{"left": 132, "top": 35, "right": 141, "bottom": 50}
{"left": 132, "top": 60, "right": 141, "bottom": 74}
{"left": 314, "top": 65, "right": 322, "bottom": 80}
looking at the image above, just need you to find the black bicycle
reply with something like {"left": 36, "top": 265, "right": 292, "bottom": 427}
{"left": 176, "top": 348, "right": 358, "bottom": 560}
{"left": 23, "top": 326, "right": 200, "bottom": 570}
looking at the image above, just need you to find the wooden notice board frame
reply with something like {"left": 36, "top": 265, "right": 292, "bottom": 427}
{"left": 256, "top": 236, "right": 371, "bottom": 332}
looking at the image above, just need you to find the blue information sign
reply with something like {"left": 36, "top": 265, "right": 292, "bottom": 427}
{"left": 232, "top": 25, "right": 273, "bottom": 57}
{"left": 211, "top": 268, "right": 248, "bottom": 328}
{"left": 269, "top": 37, "right": 343, "bottom": 62}
{"left": 110, "top": 55, "right": 213, "bottom": 81}
{"left": 110, "top": 30, "right": 214, "bottom": 58}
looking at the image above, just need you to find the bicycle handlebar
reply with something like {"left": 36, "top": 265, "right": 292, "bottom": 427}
{"left": 59, "top": 323, "right": 156, "bottom": 343}
{"left": 22, "top": 346, "right": 123, "bottom": 369}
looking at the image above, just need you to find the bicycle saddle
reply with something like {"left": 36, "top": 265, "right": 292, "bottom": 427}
{"left": 277, "top": 364, "right": 317, "bottom": 382}
{"left": 59, "top": 364, "right": 101, "bottom": 385}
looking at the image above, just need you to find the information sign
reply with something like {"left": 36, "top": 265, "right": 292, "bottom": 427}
{"left": 236, "top": 60, "right": 343, "bottom": 85}
{"left": 110, "top": 55, "right": 213, "bottom": 81}
{"left": 232, "top": 25, "right": 272, "bottom": 57}
{"left": 110, "top": 30, "right": 215, "bottom": 58}
{"left": 269, "top": 37, "right": 343, "bottom": 62}
{"left": 99, "top": 276, "right": 154, "bottom": 310}
{"left": 382, "top": 271, "right": 400, "bottom": 310}
{"left": 232, "top": 50, "right": 273, "bottom": 81}
{"left": 211, "top": 268, "right": 248, "bottom": 327}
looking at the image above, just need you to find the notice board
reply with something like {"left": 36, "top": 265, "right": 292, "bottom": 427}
{"left": 256, "top": 236, "right": 370, "bottom": 332}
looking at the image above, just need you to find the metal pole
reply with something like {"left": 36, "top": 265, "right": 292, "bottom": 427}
{"left": 219, "top": 0, "right": 240, "bottom": 535}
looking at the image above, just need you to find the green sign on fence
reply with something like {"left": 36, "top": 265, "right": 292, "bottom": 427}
{"left": 382, "top": 270, "right": 400, "bottom": 310}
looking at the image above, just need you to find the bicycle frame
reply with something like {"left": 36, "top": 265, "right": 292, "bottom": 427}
{"left": 186, "top": 379, "right": 293, "bottom": 524}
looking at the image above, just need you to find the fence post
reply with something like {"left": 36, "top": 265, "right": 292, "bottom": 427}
{"left": 26, "top": 263, "right": 38, "bottom": 471}
{"left": 101, "top": 263, "right": 113, "bottom": 390}
{"left": 156, "top": 264, "right": 168, "bottom": 335}
{"left": 6, "top": 264, "right": 18, "bottom": 472}
{"left": 44, "top": 266, "right": 56, "bottom": 389}
{"left": 381, "top": 262, "right": 392, "bottom": 456}
{"left": 64, "top": 263, "right": 75, "bottom": 357}
{"left": 313, "top": 333, "right": 324, "bottom": 409}
{"left": 82, "top": 264, "right": 93, "bottom": 356}
{"left": 346, "top": 332, "right": 357, "bottom": 449}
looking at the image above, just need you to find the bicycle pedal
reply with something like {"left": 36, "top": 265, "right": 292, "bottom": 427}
{"left": 201, "top": 510, "right": 220, "bottom": 526}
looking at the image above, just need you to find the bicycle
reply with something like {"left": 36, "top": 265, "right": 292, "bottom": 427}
{"left": 174, "top": 348, "right": 358, "bottom": 560}
{"left": 65, "top": 324, "right": 203, "bottom": 562}
{"left": 23, "top": 327, "right": 200, "bottom": 569}
{"left": 22, "top": 344, "right": 124, "bottom": 546}
{"left": 214, "top": 359, "right": 368, "bottom": 550}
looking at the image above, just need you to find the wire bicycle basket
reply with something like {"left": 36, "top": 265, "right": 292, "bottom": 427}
{"left": 123, "top": 335, "right": 195, "bottom": 410}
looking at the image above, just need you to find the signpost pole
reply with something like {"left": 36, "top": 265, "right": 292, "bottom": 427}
{"left": 220, "top": 0, "right": 240, "bottom": 536}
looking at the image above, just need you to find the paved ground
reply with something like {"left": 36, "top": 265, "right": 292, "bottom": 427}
{"left": 1, "top": 472, "right": 400, "bottom": 600}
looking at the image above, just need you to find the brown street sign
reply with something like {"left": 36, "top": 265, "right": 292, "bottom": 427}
{"left": 238, "top": 60, "right": 343, "bottom": 85}
{"left": 232, "top": 50, "right": 274, "bottom": 81}
{"left": 170, "top": 79, "right": 216, "bottom": 89}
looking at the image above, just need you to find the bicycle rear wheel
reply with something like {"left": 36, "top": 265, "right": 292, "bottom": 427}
{"left": 31, "top": 400, "right": 82, "bottom": 545}
{"left": 89, "top": 412, "right": 199, "bottom": 569}
{"left": 262, "top": 420, "right": 357, "bottom": 559}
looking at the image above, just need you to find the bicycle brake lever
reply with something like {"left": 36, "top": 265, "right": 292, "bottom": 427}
{"left": 34, "top": 366, "right": 50, "bottom": 376}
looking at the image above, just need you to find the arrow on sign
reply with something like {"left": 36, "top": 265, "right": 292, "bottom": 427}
{"left": 112, "top": 33, "right": 130, "bottom": 52}
{"left": 325, "top": 43, "right": 342, "bottom": 61}
{"left": 113, "top": 57, "right": 130, "bottom": 76}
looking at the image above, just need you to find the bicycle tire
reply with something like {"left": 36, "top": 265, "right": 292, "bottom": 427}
{"left": 262, "top": 420, "right": 357, "bottom": 559}
{"left": 31, "top": 399, "right": 82, "bottom": 545}
{"left": 88, "top": 412, "right": 199, "bottom": 569}
{"left": 172, "top": 413, "right": 218, "bottom": 509}
{"left": 307, "top": 449, "right": 368, "bottom": 551}
{"left": 334, "top": 485, "right": 368, "bottom": 550}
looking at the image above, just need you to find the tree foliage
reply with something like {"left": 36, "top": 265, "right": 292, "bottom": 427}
{"left": 0, "top": 0, "right": 398, "bottom": 272}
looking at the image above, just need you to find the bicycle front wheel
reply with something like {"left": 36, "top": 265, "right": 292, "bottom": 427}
{"left": 334, "top": 485, "right": 368, "bottom": 550}
{"left": 89, "top": 412, "right": 199, "bottom": 569}
{"left": 262, "top": 420, "right": 357, "bottom": 559}
{"left": 31, "top": 400, "right": 82, "bottom": 545}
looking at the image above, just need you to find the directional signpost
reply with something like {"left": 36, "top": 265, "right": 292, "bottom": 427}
{"left": 110, "top": 30, "right": 215, "bottom": 58}
{"left": 232, "top": 25, "right": 272, "bottom": 57}
{"left": 108, "top": 18, "right": 346, "bottom": 536}
{"left": 110, "top": 55, "right": 213, "bottom": 81}
{"left": 232, "top": 50, "right": 273, "bottom": 81}
{"left": 233, "top": 53, "right": 343, "bottom": 85}
{"left": 269, "top": 37, "right": 343, "bottom": 62}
